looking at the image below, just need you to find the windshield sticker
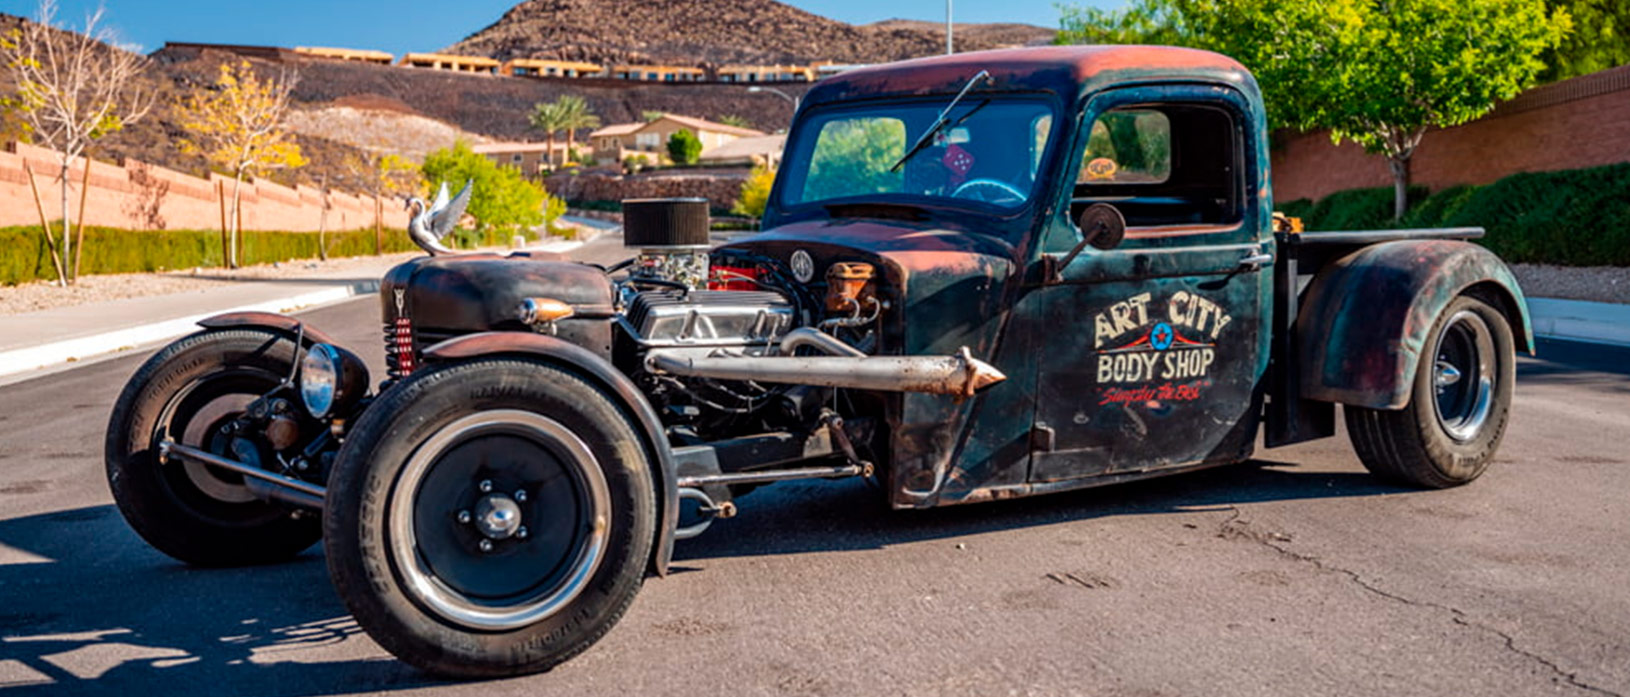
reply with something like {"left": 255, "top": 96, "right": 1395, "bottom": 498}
{"left": 1091, "top": 291, "right": 1232, "bottom": 405}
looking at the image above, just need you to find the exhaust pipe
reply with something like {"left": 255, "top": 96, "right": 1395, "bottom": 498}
{"left": 647, "top": 345, "right": 1005, "bottom": 398}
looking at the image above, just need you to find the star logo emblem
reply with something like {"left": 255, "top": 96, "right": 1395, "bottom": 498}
{"left": 1150, "top": 322, "right": 1175, "bottom": 351}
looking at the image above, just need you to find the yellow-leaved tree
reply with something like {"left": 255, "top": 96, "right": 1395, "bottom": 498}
{"left": 2, "top": 0, "right": 154, "bottom": 285}
{"left": 175, "top": 60, "right": 306, "bottom": 268}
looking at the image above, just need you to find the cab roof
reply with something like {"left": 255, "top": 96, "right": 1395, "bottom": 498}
{"left": 805, "top": 45, "right": 1253, "bottom": 107}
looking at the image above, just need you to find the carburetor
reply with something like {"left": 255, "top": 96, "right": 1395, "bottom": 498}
{"left": 623, "top": 198, "right": 711, "bottom": 289}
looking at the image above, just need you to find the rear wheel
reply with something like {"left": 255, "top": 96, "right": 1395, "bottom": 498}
{"left": 324, "top": 358, "right": 655, "bottom": 677}
{"left": 1347, "top": 295, "right": 1515, "bottom": 488}
{"left": 105, "top": 329, "right": 322, "bottom": 566}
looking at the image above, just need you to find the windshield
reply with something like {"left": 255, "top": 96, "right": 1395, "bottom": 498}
{"left": 780, "top": 99, "right": 1058, "bottom": 212}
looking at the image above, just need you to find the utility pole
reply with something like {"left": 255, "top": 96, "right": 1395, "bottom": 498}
{"left": 946, "top": 0, "right": 954, "bottom": 54}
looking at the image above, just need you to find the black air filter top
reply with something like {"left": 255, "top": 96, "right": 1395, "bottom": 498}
{"left": 623, "top": 198, "right": 710, "bottom": 248}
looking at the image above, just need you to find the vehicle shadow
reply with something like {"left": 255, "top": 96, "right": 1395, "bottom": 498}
{"left": 0, "top": 463, "right": 1406, "bottom": 693}
{"left": 0, "top": 505, "right": 442, "bottom": 696}
{"left": 675, "top": 460, "right": 1409, "bottom": 561}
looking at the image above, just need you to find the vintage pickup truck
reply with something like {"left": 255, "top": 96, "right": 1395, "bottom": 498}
{"left": 105, "top": 45, "right": 1530, "bottom": 677}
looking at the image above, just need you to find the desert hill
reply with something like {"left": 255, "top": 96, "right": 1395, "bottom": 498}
{"left": 445, "top": 0, "right": 1055, "bottom": 65}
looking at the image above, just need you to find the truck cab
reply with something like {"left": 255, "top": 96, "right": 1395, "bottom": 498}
{"left": 107, "top": 45, "right": 1531, "bottom": 679}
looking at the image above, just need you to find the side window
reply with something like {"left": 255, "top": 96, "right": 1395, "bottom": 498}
{"left": 1078, "top": 110, "right": 1170, "bottom": 184}
{"left": 1073, "top": 104, "right": 1242, "bottom": 230}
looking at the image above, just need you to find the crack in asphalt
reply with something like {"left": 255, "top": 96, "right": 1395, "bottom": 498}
{"left": 1216, "top": 507, "right": 1623, "bottom": 697}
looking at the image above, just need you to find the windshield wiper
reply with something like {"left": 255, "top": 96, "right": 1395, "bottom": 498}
{"left": 888, "top": 69, "right": 994, "bottom": 173}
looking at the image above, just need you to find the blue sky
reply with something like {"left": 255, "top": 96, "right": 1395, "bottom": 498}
{"left": 8, "top": 0, "right": 1120, "bottom": 56}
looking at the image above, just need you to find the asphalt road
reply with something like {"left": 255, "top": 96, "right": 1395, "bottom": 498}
{"left": 1, "top": 237, "right": 1626, "bottom": 696}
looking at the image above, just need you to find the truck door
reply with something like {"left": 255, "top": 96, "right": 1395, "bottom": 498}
{"left": 1027, "top": 85, "right": 1273, "bottom": 483}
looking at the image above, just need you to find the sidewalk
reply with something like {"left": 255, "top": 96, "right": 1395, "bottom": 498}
{"left": 0, "top": 228, "right": 599, "bottom": 384}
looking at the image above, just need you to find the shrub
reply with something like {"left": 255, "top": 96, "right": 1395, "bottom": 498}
{"left": 422, "top": 140, "right": 548, "bottom": 232}
{"left": 1281, "top": 162, "right": 1630, "bottom": 266}
{"left": 667, "top": 129, "right": 702, "bottom": 165}
{"left": 1301, "top": 186, "right": 1427, "bottom": 231}
{"left": 0, "top": 226, "right": 416, "bottom": 286}
{"left": 1430, "top": 164, "right": 1630, "bottom": 266}
{"left": 731, "top": 165, "right": 776, "bottom": 219}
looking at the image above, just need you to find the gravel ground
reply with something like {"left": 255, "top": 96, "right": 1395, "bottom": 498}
{"left": 1509, "top": 263, "right": 1630, "bottom": 305}
{"left": 4, "top": 253, "right": 1623, "bottom": 317}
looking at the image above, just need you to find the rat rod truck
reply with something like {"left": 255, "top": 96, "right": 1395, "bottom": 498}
{"left": 105, "top": 45, "right": 1531, "bottom": 677}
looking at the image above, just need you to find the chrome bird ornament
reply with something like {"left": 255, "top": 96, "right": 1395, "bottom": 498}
{"left": 406, "top": 180, "right": 473, "bottom": 256}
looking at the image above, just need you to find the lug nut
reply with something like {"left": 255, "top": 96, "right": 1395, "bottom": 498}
{"left": 479, "top": 539, "right": 493, "bottom": 552}
{"left": 514, "top": 489, "right": 527, "bottom": 502}
{"left": 479, "top": 480, "right": 493, "bottom": 493}
{"left": 457, "top": 510, "right": 472, "bottom": 524}
{"left": 516, "top": 526, "right": 529, "bottom": 539}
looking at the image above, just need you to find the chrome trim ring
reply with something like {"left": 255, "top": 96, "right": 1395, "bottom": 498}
{"left": 1430, "top": 310, "right": 1495, "bottom": 442}
{"left": 388, "top": 409, "right": 610, "bottom": 631}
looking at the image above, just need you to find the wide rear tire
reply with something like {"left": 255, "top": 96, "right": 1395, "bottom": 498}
{"left": 1347, "top": 295, "right": 1515, "bottom": 488}
{"left": 323, "top": 357, "right": 655, "bottom": 678}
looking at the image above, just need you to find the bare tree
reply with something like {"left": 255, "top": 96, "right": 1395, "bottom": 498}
{"left": 175, "top": 60, "right": 306, "bottom": 268}
{"left": 2, "top": 0, "right": 153, "bottom": 284}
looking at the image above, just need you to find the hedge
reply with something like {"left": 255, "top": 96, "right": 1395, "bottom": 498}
{"left": 1276, "top": 162, "right": 1630, "bottom": 267}
{"left": 0, "top": 225, "right": 523, "bottom": 286}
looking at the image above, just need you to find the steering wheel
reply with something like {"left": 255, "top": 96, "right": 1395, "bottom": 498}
{"left": 952, "top": 178, "right": 1026, "bottom": 206}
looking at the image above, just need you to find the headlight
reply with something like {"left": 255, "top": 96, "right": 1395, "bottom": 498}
{"left": 300, "top": 343, "right": 340, "bottom": 419}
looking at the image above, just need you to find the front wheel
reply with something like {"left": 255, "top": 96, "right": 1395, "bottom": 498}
{"left": 323, "top": 358, "right": 655, "bottom": 677}
{"left": 1347, "top": 295, "right": 1516, "bottom": 488}
{"left": 105, "top": 329, "right": 322, "bottom": 566}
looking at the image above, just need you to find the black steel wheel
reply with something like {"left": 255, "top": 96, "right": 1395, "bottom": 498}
{"left": 324, "top": 357, "right": 655, "bottom": 678}
{"left": 105, "top": 329, "right": 322, "bottom": 566}
{"left": 1347, "top": 295, "right": 1516, "bottom": 488}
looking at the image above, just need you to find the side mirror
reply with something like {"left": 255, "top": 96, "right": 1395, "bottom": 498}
{"left": 1048, "top": 204, "right": 1125, "bottom": 282}
{"left": 1075, "top": 203, "right": 1126, "bottom": 252}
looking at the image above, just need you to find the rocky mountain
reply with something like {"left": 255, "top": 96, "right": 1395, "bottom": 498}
{"left": 444, "top": 0, "right": 1056, "bottom": 65}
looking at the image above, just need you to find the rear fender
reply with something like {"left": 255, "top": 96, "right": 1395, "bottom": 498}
{"left": 1298, "top": 240, "right": 1534, "bottom": 410}
{"left": 198, "top": 311, "right": 338, "bottom": 347}
{"left": 421, "top": 332, "right": 679, "bottom": 577}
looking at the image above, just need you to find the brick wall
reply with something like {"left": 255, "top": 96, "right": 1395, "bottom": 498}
{"left": 0, "top": 141, "right": 410, "bottom": 232}
{"left": 1270, "top": 64, "right": 1630, "bottom": 203}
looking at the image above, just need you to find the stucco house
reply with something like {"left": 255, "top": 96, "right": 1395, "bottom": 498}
{"left": 589, "top": 114, "right": 765, "bottom": 164}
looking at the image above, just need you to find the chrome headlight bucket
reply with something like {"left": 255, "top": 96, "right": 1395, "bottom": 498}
{"left": 299, "top": 343, "right": 368, "bottom": 419}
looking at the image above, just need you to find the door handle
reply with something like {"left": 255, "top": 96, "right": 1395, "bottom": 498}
{"left": 1238, "top": 252, "right": 1273, "bottom": 271}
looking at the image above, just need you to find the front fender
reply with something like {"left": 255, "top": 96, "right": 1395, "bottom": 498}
{"left": 1298, "top": 240, "right": 1534, "bottom": 410}
{"left": 421, "top": 332, "right": 679, "bottom": 577}
{"left": 198, "top": 311, "right": 337, "bottom": 346}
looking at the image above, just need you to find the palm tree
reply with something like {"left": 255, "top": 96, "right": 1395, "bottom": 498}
{"left": 527, "top": 101, "right": 569, "bottom": 167}
{"left": 555, "top": 95, "right": 601, "bottom": 165}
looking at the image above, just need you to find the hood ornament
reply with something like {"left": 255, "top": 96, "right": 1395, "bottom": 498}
{"left": 406, "top": 180, "right": 473, "bottom": 256}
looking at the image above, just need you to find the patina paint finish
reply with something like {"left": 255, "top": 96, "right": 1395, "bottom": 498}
{"left": 1297, "top": 240, "right": 1534, "bottom": 409}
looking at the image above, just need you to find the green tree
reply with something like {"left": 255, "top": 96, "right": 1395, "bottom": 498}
{"left": 668, "top": 128, "right": 703, "bottom": 165}
{"left": 421, "top": 140, "right": 546, "bottom": 235}
{"left": 731, "top": 165, "right": 776, "bottom": 218}
{"left": 719, "top": 114, "right": 753, "bottom": 129}
{"left": 1058, "top": 0, "right": 1570, "bottom": 219}
{"left": 527, "top": 100, "right": 568, "bottom": 167}
{"left": 641, "top": 110, "right": 665, "bottom": 122}
{"left": 1542, "top": 0, "right": 1630, "bottom": 80}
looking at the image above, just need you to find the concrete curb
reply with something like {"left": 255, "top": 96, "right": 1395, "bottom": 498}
{"left": 0, "top": 280, "right": 380, "bottom": 380}
{"left": 1528, "top": 298, "right": 1630, "bottom": 347}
